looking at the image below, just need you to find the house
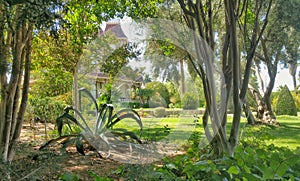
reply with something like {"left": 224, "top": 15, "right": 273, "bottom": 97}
{"left": 91, "top": 22, "right": 143, "bottom": 103}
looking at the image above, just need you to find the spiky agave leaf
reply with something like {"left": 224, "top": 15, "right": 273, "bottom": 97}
{"left": 109, "top": 109, "right": 143, "bottom": 131}
{"left": 95, "top": 104, "right": 114, "bottom": 133}
{"left": 61, "top": 137, "right": 77, "bottom": 154}
{"left": 76, "top": 134, "right": 85, "bottom": 155}
{"left": 39, "top": 134, "right": 79, "bottom": 150}
{"left": 111, "top": 130, "right": 142, "bottom": 144}
{"left": 78, "top": 88, "right": 99, "bottom": 112}
{"left": 56, "top": 112, "right": 85, "bottom": 136}
{"left": 56, "top": 114, "right": 75, "bottom": 136}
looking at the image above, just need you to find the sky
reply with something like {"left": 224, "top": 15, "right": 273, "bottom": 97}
{"left": 269, "top": 68, "right": 299, "bottom": 92}
{"left": 103, "top": 18, "right": 299, "bottom": 93}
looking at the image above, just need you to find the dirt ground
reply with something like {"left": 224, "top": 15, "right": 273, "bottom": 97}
{"left": 1, "top": 122, "right": 184, "bottom": 180}
{"left": 2, "top": 122, "right": 123, "bottom": 180}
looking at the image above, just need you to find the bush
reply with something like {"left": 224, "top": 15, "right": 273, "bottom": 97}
{"left": 27, "top": 93, "right": 72, "bottom": 123}
{"left": 291, "top": 91, "right": 300, "bottom": 111}
{"left": 275, "top": 85, "right": 297, "bottom": 116}
{"left": 149, "top": 94, "right": 168, "bottom": 108}
{"left": 153, "top": 107, "right": 166, "bottom": 117}
{"left": 129, "top": 102, "right": 140, "bottom": 108}
{"left": 166, "top": 82, "right": 181, "bottom": 107}
{"left": 182, "top": 92, "right": 199, "bottom": 110}
{"left": 145, "top": 82, "right": 170, "bottom": 106}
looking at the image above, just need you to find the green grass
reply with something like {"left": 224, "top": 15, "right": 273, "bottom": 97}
{"left": 113, "top": 114, "right": 300, "bottom": 150}
{"left": 266, "top": 115, "right": 300, "bottom": 150}
{"left": 113, "top": 115, "right": 203, "bottom": 145}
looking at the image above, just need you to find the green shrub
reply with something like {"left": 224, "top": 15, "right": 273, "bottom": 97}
{"left": 182, "top": 92, "right": 199, "bottom": 110}
{"left": 120, "top": 102, "right": 140, "bottom": 108}
{"left": 291, "top": 91, "right": 300, "bottom": 111}
{"left": 27, "top": 93, "right": 71, "bottom": 123}
{"left": 166, "top": 82, "right": 181, "bottom": 107}
{"left": 145, "top": 82, "right": 170, "bottom": 106}
{"left": 129, "top": 102, "right": 140, "bottom": 108}
{"left": 151, "top": 125, "right": 300, "bottom": 181}
{"left": 149, "top": 94, "right": 168, "bottom": 108}
{"left": 275, "top": 85, "right": 297, "bottom": 116}
{"left": 165, "top": 109, "right": 182, "bottom": 117}
{"left": 153, "top": 107, "right": 166, "bottom": 117}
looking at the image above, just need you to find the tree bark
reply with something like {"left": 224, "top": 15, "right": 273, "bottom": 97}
{"left": 225, "top": 0, "right": 241, "bottom": 157}
{"left": 288, "top": 62, "right": 297, "bottom": 92}
{"left": 179, "top": 59, "right": 185, "bottom": 95}
{"left": 8, "top": 25, "right": 33, "bottom": 162}
{"left": 0, "top": 5, "right": 33, "bottom": 161}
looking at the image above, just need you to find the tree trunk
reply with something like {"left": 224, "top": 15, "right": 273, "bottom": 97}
{"left": 225, "top": 0, "right": 241, "bottom": 157}
{"left": 179, "top": 59, "right": 185, "bottom": 95}
{"left": 258, "top": 39, "right": 280, "bottom": 125}
{"left": 0, "top": 8, "right": 33, "bottom": 161}
{"left": 8, "top": 25, "right": 33, "bottom": 162}
{"left": 0, "top": 9, "right": 11, "bottom": 155}
{"left": 288, "top": 62, "right": 297, "bottom": 92}
{"left": 73, "top": 65, "right": 79, "bottom": 111}
{"left": 243, "top": 98, "right": 256, "bottom": 125}
{"left": 3, "top": 24, "right": 25, "bottom": 162}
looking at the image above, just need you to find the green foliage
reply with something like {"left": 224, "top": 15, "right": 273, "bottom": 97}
{"left": 166, "top": 82, "right": 181, "bottom": 108}
{"left": 40, "top": 88, "right": 143, "bottom": 156}
{"left": 27, "top": 93, "right": 72, "bottom": 123}
{"left": 98, "top": 83, "right": 113, "bottom": 104}
{"left": 88, "top": 170, "right": 113, "bottom": 181}
{"left": 58, "top": 172, "right": 79, "bottom": 181}
{"left": 145, "top": 81, "right": 170, "bottom": 107}
{"left": 149, "top": 94, "right": 168, "bottom": 108}
{"left": 149, "top": 125, "right": 300, "bottom": 180}
{"left": 31, "top": 31, "right": 74, "bottom": 98}
{"left": 120, "top": 102, "right": 140, "bottom": 108}
{"left": 275, "top": 85, "right": 297, "bottom": 116}
{"left": 291, "top": 91, "right": 300, "bottom": 111}
{"left": 247, "top": 91, "right": 257, "bottom": 111}
{"left": 182, "top": 92, "right": 200, "bottom": 110}
{"left": 136, "top": 88, "right": 154, "bottom": 108}
{"left": 153, "top": 107, "right": 166, "bottom": 117}
{"left": 103, "top": 43, "right": 140, "bottom": 79}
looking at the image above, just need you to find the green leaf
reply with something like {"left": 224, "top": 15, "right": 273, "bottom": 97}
{"left": 262, "top": 167, "right": 274, "bottom": 179}
{"left": 88, "top": 170, "right": 113, "bottom": 181}
{"left": 166, "top": 163, "right": 178, "bottom": 170}
{"left": 237, "top": 157, "right": 244, "bottom": 167}
{"left": 270, "top": 153, "right": 280, "bottom": 170}
{"left": 295, "top": 147, "right": 300, "bottom": 155}
{"left": 242, "top": 173, "right": 262, "bottom": 181}
{"left": 228, "top": 165, "right": 240, "bottom": 175}
{"left": 76, "top": 135, "right": 85, "bottom": 155}
{"left": 277, "top": 163, "right": 289, "bottom": 177}
{"left": 59, "top": 172, "right": 79, "bottom": 181}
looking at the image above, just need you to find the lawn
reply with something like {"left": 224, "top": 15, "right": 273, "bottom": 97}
{"left": 113, "top": 115, "right": 203, "bottom": 145}
{"left": 113, "top": 113, "right": 300, "bottom": 150}
{"left": 267, "top": 115, "right": 300, "bottom": 150}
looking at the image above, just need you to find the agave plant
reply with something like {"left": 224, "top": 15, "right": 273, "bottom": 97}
{"left": 40, "top": 88, "right": 143, "bottom": 157}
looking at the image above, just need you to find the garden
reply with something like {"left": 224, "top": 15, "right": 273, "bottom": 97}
{"left": 1, "top": 0, "right": 300, "bottom": 180}
{"left": 1, "top": 109, "right": 300, "bottom": 180}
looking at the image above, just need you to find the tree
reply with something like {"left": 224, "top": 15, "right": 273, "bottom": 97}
{"left": 145, "top": 81, "right": 170, "bottom": 107}
{"left": 166, "top": 82, "right": 181, "bottom": 107}
{"left": 252, "top": 0, "right": 300, "bottom": 123}
{"left": 285, "top": 29, "right": 300, "bottom": 92}
{"left": 0, "top": 0, "right": 163, "bottom": 162}
{"left": 176, "top": 0, "right": 272, "bottom": 156}
{"left": 0, "top": 0, "right": 63, "bottom": 163}
{"left": 145, "top": 2, "right": 188, "bottom": 95}
{"left": 31, "top": 31, "right": 74, "bottom": 98}
{"left": 275, "top": 85, "right": 297, "bottom": 116}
